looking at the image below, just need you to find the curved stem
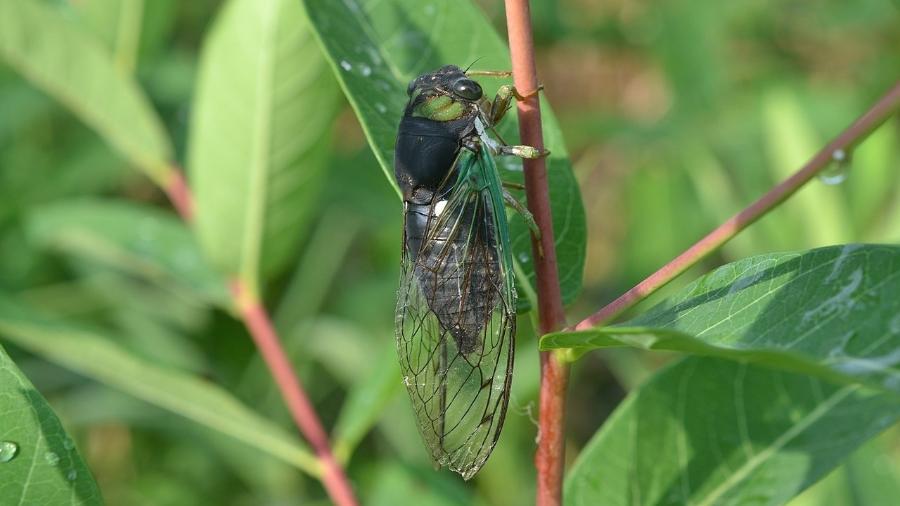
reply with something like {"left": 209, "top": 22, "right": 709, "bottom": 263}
{"left": 232, "top": 282, "right": 357, "bottom": 506}
{"left": 574, "top": 80, "right": 900, "bottom": 331}
{"left": 163, "top": 170, "right": 358, "bottom": 506}
{"left": 163, "top": 169, "right": 194, "bottom": 222}
{"left": 504, "top": 1, "right": 569, "bottom": 504}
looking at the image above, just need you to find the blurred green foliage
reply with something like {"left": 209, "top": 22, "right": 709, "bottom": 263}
{"left": 0, "top": 0, "right": 898, "bottom": 504}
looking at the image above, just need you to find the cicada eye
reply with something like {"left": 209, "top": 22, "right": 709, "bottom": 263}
{"left": 452, "top": 78, "right": 483, "bottom": 100}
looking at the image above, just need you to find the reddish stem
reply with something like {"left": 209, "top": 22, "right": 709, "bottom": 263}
{"left": 163, "top": 169, "right": 194, "bottom": 222}
{"left": 504, "top": 1, "right": 570, "bottom": 504}
{"left": 231, "top": 281, "right": 358, "bottom": 506}
{"left": 161, "top": 167, "right": 357, "bottom": 505}
{"left": 575, "top": 80, "right": 900, "bottom": 331}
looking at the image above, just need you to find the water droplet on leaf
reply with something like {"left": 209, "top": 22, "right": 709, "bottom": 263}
{"left": 375, "top": 103, "right": 387, "bottom": 114}
{"left": 819, "top": 148, "right": 851, "bottom": 185}
{"left": 0, "top": 441, "right": 19, "bottom": 463}
{"left": 67, "top": 469, "right": 78, "bottom": 481}
{"left": 518, "top": 252, "right": 530, "bottom": 263}
{"left": 45, "top": 451, "right": 60, "bottom": 466}
{"left": 63, "top": 437, "right": 75, "bottom": 451}
{"left": 359, "top": 63, "right": 372, "bottom": 77}
{"left": 340, "top": 60, "right": 352, "bottom": 72}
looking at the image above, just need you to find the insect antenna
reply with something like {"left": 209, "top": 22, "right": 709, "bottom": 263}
{"left": 463, "top": 57, "right": 484, "bottom": 73}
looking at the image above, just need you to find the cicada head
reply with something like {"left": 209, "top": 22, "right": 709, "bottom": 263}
{"left": 404, "top": 65, "right": 484, "bottom": 122}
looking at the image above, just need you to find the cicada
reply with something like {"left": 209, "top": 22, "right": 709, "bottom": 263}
{"left": 393, "top": 64, "right": 545, "bottom": 479}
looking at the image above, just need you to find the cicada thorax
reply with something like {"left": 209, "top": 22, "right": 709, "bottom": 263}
{"left": 394, "top": 114, "right": 473, "bottom": 204}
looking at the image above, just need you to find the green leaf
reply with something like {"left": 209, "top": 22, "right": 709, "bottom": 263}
{"left": 0, "top": 344, "right": 102, "bottom": 505}
{"left": 27, "top": 199, "right": 229, "bottom": 307}
{"left": 542, "top": 245, "right": 900, "bottom": 392}
{"left": 72, "top": 0, "right": 145, "bottom": 73}
{"left": 188, "top": 0, "right": 340, "bottom": 292}
{"left": 365, "top": 462, "right": 474, "bottom": 506}
{"left": 789, "top": 427, "right": 900, "bottom": 506}
{"left": 331, "top": 343, "right": 402, "bottom": 463}
{"left": 0, "top": 0, "right": 173, "bottom": 184}
{"left": 301, "top": 0, "right": 586, "bottom": 309}
{"left": 565, "top": 357, "right": 900, "bottom": 505}
{"left": 0, "top": 296, "right": 321, "bottom": 478}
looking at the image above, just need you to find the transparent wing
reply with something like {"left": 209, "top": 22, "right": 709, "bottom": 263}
{"left": 395, "top": 149, "right": 516, "bottom": 480}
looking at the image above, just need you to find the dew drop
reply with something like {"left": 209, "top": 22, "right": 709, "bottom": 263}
{"left": 358, "top": 63, "right": 372, "bottom": 77}
{"left": 819, "top": 148, "right": 850, "bottom": 185}
{"left": 62, "top": 437, "right": 75, "bottom": 451}
{"left": 375, "top": 103, "right": 387, "bottom": 114}
{"left": 518, "top": 252, "right": 530, "bottom": 263}
{"left": 45, "top": 451, "right": 60, "bottom": 466}
{"left": 67, "top": 469, "right": 78, "bottom": 481}
{"left": 0, "top": 441, "right": 19, "bottom": 463}
{"left": 340, "top": 60, "right": 352, "bottom": 72}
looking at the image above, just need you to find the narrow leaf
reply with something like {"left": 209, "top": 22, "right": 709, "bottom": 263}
{"left": 0, "top": 297, "right": 320, "bottom": 478}
{"left": 0, "top": 344, "right": 102, "bottom": 505}
{"left": 565, "top": 357, "right": 900, "bottom": 505}
{"left": 543, "top": 245, "right": 900, "bottom": 392}
{"left": 301, "top": 0, "right": 586, "bottom": 309}
{"left": 27, "top": 199, "right": 229, "bottom": 307}
{"left": 188, "top": 0, "right": 340, "bottom": 292}
{"left": 331, "top": 343, "right": 402, "bottom": 463}
{"left": 0, "top": 0, "right": 173, "bottom": 183}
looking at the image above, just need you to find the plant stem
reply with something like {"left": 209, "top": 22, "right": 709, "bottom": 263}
{"left": 231, "top": 281, "right": 357, "bottom": 506}
{"left": 163, "top": 169, "right": 194, "bottom": 222}
{"left": 574, "top": 80, "right": 900, "bottom": 331}
{"left": 504, "top": 1, "right": 569, "bottom": 504}
{"left": 163, "top": 172, "right": 358, "bottom": 506}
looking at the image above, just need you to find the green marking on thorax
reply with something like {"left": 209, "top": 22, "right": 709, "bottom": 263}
{"left": 413, "top": 95, "right": 466, "bottom": 121}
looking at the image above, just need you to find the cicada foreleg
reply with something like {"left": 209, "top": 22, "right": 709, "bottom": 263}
{"left": 488, "top": 83, "right": 545, "bottom": 125}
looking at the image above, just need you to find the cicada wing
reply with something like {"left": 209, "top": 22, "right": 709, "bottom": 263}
{"left": 396, "top": 151, "right": 516, "bottom": 480}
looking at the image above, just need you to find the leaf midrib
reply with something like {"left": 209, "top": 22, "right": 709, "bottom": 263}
{"left": 240, "top": 0, "right": 278, "bottom": 291}
{"left": 694, "top": 385, "right": 857, "bottom": 506}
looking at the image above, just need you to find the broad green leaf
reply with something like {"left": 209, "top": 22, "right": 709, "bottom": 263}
{"left": 542, "top": 245, "right": 900, "bottom": 392}
{"left": 27, "top": 199, "right": 229, "bottom": 307}
{"left": 565, "top": 357, "right": 900, "bottom": 506}
{"left": 0, "top": 296, "right": 321, "bottom": 478}
{"left": 0, "top": 0, "right": 173, "bottom": 184}
{"left": 0, "top": 344, "right": 102, "bottom": 505}
{"left": 302, "top": 0, "right": 586, "bottom": 309}
{"left": 72, "top": 0, "right": 144, "bottom": 73}
{"left": 188, "top": 0, "right": 340, "bottom": 292}
{"left": 789, "top": 427, "right": 900, "bottom": 506}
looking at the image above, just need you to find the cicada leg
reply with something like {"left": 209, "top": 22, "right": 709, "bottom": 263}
{"left": 502, "top": 189, "right": 544, "bottom": 258}
{"left": 465, "top": 70, "right": 513, "bottom": 77}
{"left": 497, "top": 144, "right": 549, "bottom": 159}
{"left": 488, "top": 83, "right": 545, "bottom": 125}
